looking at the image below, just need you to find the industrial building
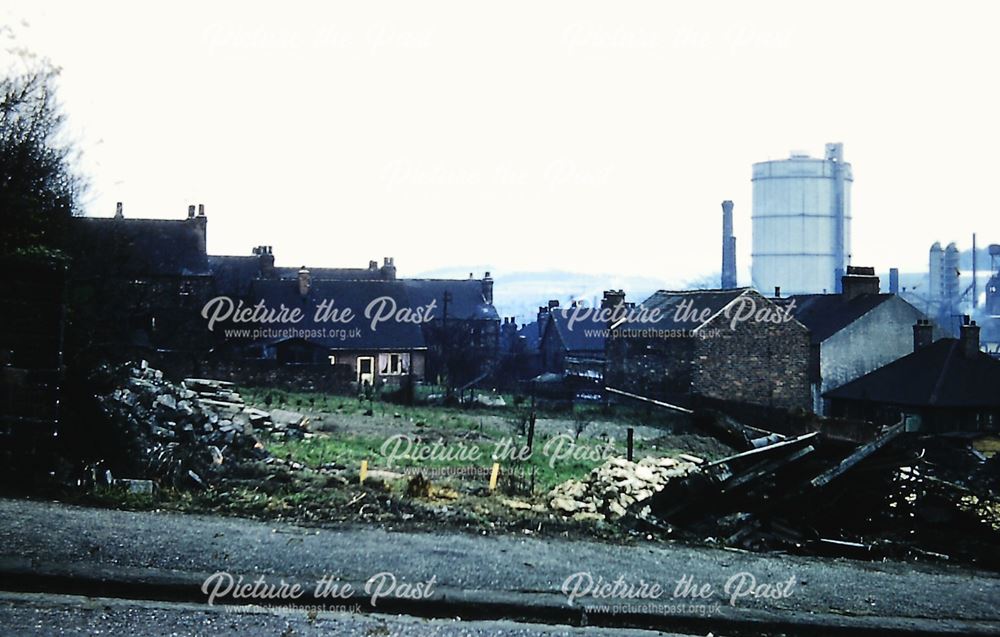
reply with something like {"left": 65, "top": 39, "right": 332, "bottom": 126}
{"left": 927, "top": 241, "right": 962, "bottom": 331}
{"left": 988, "top": 244, "right": 1000, "bottom": 317}
{"left": 751, "top": 143, "right": 852, "bottom": 296}
{"left": 720, "top": 200, "right": 737, "bottom": 289}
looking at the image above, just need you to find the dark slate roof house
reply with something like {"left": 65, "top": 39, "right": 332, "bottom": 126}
{"left": 824, "top": 319, "right": 1000, "bottom": 432}
{"left": 630, "top": 288, "right": 749, "bottom": 331}
{"left": 70, "top": 205, "right": 210, "bottom": 278}
{"left": 544, "top": 310, "right": 607, "bottom": 356}
{"left": 242, "top": 274, "right": 428, "bottom": 384}
{"left": 785, "top": 292, "right": 897, "bottom": 343}
{"left": 775, "top": 267, "right": 928, "bottom": 415}
{"left": 273, "top": 256, "right": 397, "bottom": 282}
{"left": 209, "top": 249, "right": 396, "bottom": 298}
{"left": 67, "top": 204, "right": 215, "bottom": 354}
{"left": 209, "top": 254, "right": 270, "bottom": 298}
{"left": 246, "top": 277, "right": 426, "bottom": 353}
{"left": 537, "top": 291, "right": 627, "bottom": 392}
{"left": 400, "top": 277, "right": 499, "bottom": 322}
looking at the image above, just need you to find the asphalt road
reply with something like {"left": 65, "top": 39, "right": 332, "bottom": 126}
{"left": 0, "top": 591, "right": 677, "bottom": 637}
{"left": 1, "top": 497, "right": 998, "bottom": 635}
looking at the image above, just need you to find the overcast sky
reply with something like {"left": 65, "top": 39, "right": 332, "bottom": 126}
{"left": 4, "top": 1, "right": 998, "bottom": 281}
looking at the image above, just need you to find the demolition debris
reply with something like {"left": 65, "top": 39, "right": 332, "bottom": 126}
{"left": 548, "top": 455, "right": 701, "bottom": 521}
{"left": 93, "top": 362, "right": 308, "bottom": 488}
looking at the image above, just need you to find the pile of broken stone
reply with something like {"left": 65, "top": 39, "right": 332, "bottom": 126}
{"left": 96, "top": 362, "right": 306, "bottom": 489}
{"left": 548, "top": 455, "right": 701, "bottom": 522}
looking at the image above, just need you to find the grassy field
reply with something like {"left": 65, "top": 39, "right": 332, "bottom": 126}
{"left": 266, "top": 431, "right": 630, "bottom": 493}
{"left": 247, "top": 385, "right": 709, "bottom": 494}
{"left": 68, "top": 386, "right": 725, "bottom": 540}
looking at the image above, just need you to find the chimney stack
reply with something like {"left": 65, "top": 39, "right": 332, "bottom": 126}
{"left": 380, "top": 257, "right": 397, "bottom": 280}
{"left": 889, "top": 268, "right": 900, "bottom": 295}
{"left": 537, "top": 305, "right": 549, "bottom": 338}
{"left": 913, "top": 319, "right": 934, "bottom": 352}
{"left": 253, "top": 245, "right": 275, "bottom": 279}
{"left": 721, "top": 200, "right": 737, "bottom": 289}
{"left": 482, "top": 272, "right": 494, "bottom": 305}
{"left": 298, "top": 266, "right": 311, "bottom": 297}
{"left": 841, "top": 266, "right": 879, "bottom": 301}
{"left": 115, "top": 202, "right": 123, "bottom": 219}
{"left": 601, "top": 289, "right": 626, "bottom": 311}
{"left": 960, "top": 316, "right": 981, "bottom": 358}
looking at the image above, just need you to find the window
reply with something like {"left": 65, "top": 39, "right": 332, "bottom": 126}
{"left": 379, "top": 353, "right": 408, "bottom": 375}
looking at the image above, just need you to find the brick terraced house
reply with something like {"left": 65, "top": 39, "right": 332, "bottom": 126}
{"left": 605, "top": 288, "right": 811, "bottom": 411}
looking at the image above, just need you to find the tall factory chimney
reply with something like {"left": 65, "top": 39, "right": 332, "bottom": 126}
{"left": 721, "top": 200, "right": 737, "bottom": 289}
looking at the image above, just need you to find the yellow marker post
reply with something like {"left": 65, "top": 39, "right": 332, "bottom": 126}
{"left": 489, "top": 462, "right": 500, "bottom": 491}
{"left": 360, "top": 460, "right": 368, "bottom": 484}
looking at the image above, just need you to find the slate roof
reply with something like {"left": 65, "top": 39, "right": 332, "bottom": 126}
{"left": 780, "top": 293, "right": 894, "bottom": 344}
{"left": 621, "top": 288, "right": 750, "bottom": 330}
{"left": 824, "top": 339, "right": 1000, "bottom": 408}
{"left": 209, "top": 255, "right": 263, "bottom": 297}
{"left": 274, "top": 266, "right": 389, "bottom": 281}
{"left": 517, "top": 321, "right": 542, "bottom": 351}
{"left": 545, "top": 310, "right": 607, "bottom": 354}
{"left": 70, "top": 217, "right": 210, "bottom": 278}
{"left": 400, "top": 279, "right": 499, "bottom": 322}
{"left": 246, "top": 279, "right": 426, "bottom": 351}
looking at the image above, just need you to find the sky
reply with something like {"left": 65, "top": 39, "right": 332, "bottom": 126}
{"left": 3, "top": 1, "right": 998, "bottom": 283}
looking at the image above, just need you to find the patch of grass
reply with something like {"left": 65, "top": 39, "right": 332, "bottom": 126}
{"left": 265, "top": 431, "right": 654, "bottom": 493}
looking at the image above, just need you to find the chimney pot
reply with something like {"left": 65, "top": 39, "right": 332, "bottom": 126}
{"left": 298, "top": 266, "right": 311, "bottom": 296}
{"left": 115, "top": 202, "right": 123, "bottom": 218}
{"left": 198, "top": 203, "right": 205, "bottom": 216}
{"left": 774, "top": 286, "right": 781, "bottom": 298}
{"left": 187, "top": 204, "right": 195, "bottom": 218}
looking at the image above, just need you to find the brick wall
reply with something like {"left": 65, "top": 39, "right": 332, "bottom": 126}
{"left": 693, "top": 303, "right": 811, "bottom": 410}
{"left": 606, "top": 290, "right": 811, "bottom": 411}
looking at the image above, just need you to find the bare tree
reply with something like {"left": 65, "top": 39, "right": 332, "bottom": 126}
{"left": 1, "top": 68, "right": 84, "bottom": 255}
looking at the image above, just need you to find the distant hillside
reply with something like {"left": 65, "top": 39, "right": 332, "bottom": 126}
{"left": 411, "top": 267, "right": 720, "bottom": 323}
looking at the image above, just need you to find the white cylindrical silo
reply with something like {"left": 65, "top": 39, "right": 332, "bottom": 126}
{"left": 751, "top": 143, "right": 852, "bottom": 295}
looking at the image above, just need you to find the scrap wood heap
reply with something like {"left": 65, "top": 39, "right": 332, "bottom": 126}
{"left": 630, "top": 423, "right": 1000, "bottom": 566}
{"left": 93, "top": 362, "right": 306, "bottom": 488}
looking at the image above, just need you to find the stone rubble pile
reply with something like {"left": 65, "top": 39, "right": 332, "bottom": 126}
{"left": 96, "top": 362, "right": 278, "bottom": 488}
{"left": 182, "top": 378, "right": 309, "bottom": 439}
{"left": 548, "top": 455, "right": 700, "bottom": 521}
